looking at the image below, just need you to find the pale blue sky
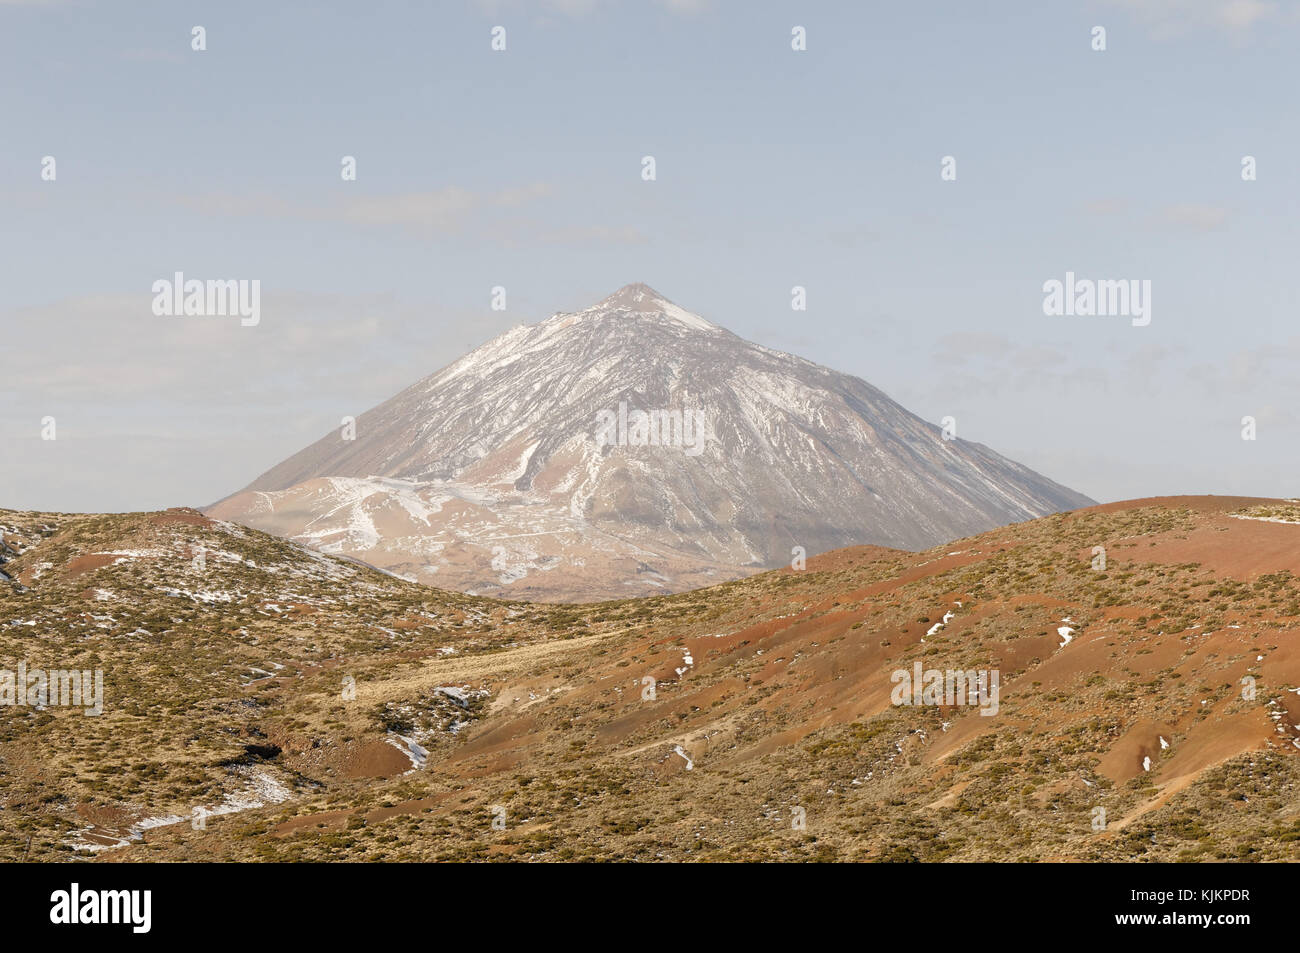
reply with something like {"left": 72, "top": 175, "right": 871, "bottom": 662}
{"left": 2, "top": 0, "right": 1297, "bottom": 511}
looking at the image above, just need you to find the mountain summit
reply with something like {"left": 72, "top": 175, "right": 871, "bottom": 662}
{"left": 208, "top": 284, "right": 1093, "bottom": 601}
{"left": 586, "top": 282, "right": 718, "bottom": 328}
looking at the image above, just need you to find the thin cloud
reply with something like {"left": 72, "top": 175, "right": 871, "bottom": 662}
{"left": 1153, "top": 202, "right": 1231, "bottom": 231}
{"left": 472, "top": 0, "right": 708, "bottom": 16}
{"left": 1082, "top": 198, "right": 1130, "bottom": 218}
{"left": 536, "top": 223, "right": 648, "bottom": 244}
{"left": 1101, "top": 0, "right": 1289, "bottom": 38}
{"left": 931, "top": 332, "right": 1018, "bottom": 365}
{"left": 175, "top": 184, "right": 553, "bottom": 235}
{"left": 1080, "top": 198, "right": 1231, "bottom": 231}
{"left": 118, "top": 49, "right": 185, "bottom": 64}
{"left": 0, "top": 291, "right": 462, "bottom": 405}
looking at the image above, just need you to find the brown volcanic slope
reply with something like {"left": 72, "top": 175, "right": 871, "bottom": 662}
{"left": 3, "top": 496, "right": 1300, "bottom": 862}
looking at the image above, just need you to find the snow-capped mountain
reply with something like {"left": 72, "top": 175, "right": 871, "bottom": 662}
{"left": 207, "top": 283, "right": 1093, "bottom": 601}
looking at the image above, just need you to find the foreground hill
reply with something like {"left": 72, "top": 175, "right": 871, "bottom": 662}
{"left": 209, "top": 283, "right": 1091, "bottom": 601}
{"left": 2, "top": 495, "right": 1298, "bottom": 861}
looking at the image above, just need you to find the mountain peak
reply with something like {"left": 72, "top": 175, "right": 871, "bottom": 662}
{"left": 586, "top": 282, "right": 717, "bottom": 331}
{"left": 221, "top": 283, "right": 1092, "bottom": 602}
{"left": 599, "top": 282, "right": 668, "bottom": 310}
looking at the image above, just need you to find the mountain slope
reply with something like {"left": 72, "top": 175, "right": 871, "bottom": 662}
{"left": 210, "top": 283, "right": 1092, "bottom": 601}
{"left": 6, "top": 497, "right": 1300, "bottom": 861}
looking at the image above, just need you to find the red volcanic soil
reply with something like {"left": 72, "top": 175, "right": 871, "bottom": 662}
{"left": 1082, "top": 495, "right": 1279, "bottom": 515}
{"left": 62, "top": 553, "right": 124, "bottom": 581}
{"left": 1133, "top": 519, "right": 1300, "bottom": 579}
